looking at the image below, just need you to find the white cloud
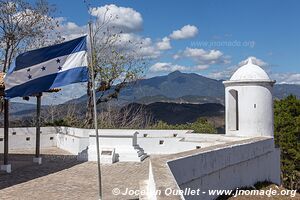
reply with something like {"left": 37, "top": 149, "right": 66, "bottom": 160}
{"left": 207, "top": 68, "right": 235, "bottom": 80}
{"left": 116, "top": 33, "right": 161, "bottom": 58}
{"left": 55, "top": 17, "right": 87, "bottom": 40}
{"left": 207, "top": 56, "right": 275, "bottom": 81}
{"left": 149, "top": 62, "right": 208, "bottom": 73}
{"left": 156, "top": 37, "right": 171, "bottom": 50}
{"left": 271, "top": 73, "right": 300, "bottom": 84}
{"left": 194, "top": 65, "right": 209, "bottom": 70}
{"left": 175, "top": 47, "right": 229, "bottom": 65}
{"left": 138, "top": 38, "right": 161, "bottom": 58}
{"left": 173, "top": 54, "right": 180, "bottom": 60}
{"left": 207, "top": 56, "right": 268, "bottom": 80}
{"left": 208, "top": 63, "right": 300, "bottom": 84}
{"left": 90, "top": 4, "right": 143, "bottom": 33}
{"left": 65, "top": 22, "right": 80, "bottom": 30}
{"left": 238, "top": 56, "right": 268, "bottom": 68}
{"left": 184, "top": 48, "right": 224, "bottom": 64}
{"left": 56, "top": 19, "right": 160, "bottom": 59}
{"left": 170, "top": 25, "right": 198, "bottom": 40}
{"left": 150, "top": 62, "right": 186, "bottom": 72}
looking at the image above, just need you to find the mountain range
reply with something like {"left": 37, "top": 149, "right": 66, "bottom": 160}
{"left": 7, "top": 71, "right": 300, "bottom": 122}
{"left": 4, "top": 71, "right": 300, "bottom": 127}
{"left": 67, "top": 70, "right": 300, "bottom": 105}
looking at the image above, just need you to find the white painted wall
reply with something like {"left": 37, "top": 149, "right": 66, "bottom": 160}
{"left": 56, "top": 133, "right": 89, "bottom": 155}
{"left": 88, "top": 130, "right": 146, "bottom": 162}
{"left": 0, "top": 127, "right": 253, "bottom": 156}
{"left": 167, "top": 138, "right": 281, "bottom": 200}
{"left": 136, "top": 130, "right": 192, "bottom": 138}
{"left": 137, "top": 138, "right": 200, "bottom": 154}
{"left": 0, "top": 127, "right": 57, "bottom": 136}
{"left": 137, "top": 130, "right": 197, "bottom": 154}
{"left": 0, "top": 128, "right": 188, "bottom": 157}
{"left": 136, "top": 131, "right": 247, "bottom": 154}
{"left": 58, "top": 127, "right": 92, "bottom": 137}
{"left": 224, "top": 83, "right": 274, "bottom": 137}
{"left": 0, "top": 127, "right": 57, "bottom": 153}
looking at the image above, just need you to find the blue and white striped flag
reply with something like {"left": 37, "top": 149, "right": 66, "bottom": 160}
{"left": 4, "top": 36, "right": 89, "bottom": 98}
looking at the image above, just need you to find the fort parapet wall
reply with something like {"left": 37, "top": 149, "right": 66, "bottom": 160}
{"left": 0, "top": 127, "right": 281, "bottom": 200}
{"left": 148, "top": 137, "right": 281, "bottom": 200}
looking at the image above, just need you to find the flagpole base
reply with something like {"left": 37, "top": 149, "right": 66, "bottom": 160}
{"left": 33, "top": 157, "right": 42, "bottom": 165}
{"left": 0, "top": 164, "right": 11, "bottom": 173}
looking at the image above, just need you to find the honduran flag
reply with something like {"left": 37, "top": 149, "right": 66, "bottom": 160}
{"left": 4, "top": 36, "right": 89, "bottom": 99}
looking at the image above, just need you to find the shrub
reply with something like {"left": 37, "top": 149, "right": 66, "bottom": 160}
{"left": 151, "top": 118, "right": 217, "bottom": 134}
{"left": 274, "top": 95, "right": 300, "bottom": 191}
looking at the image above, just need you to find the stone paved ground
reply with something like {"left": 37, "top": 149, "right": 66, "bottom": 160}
{"left": 0, "top": 148, "right": 149, "bottom": 200}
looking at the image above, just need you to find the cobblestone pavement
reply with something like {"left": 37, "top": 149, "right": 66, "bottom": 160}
{"left": 0, "top": 148, "right": 149, "bottom": 200}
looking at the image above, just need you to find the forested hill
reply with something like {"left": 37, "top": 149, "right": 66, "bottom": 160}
{"left": 69, "top": 71, "right": 300, "bottom": 105}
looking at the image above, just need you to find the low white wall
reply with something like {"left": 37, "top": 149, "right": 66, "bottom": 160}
{"left": 137, "top": 133, "right": 249, "bottom": 154}
{"left": 137, "top": 138, "right": 200, "bottom": 154}
{"left": 0, "top": 127, "right": 57, "bottom": 153}
{"left": 0, "top": 127, "right": 57, "bottom": 136}
{"left": 137, "top": 130, "right": 192, "bottom": 138}
{"left": 167, "top": 138, "right": 281, "bottom": 200}
{"left": 55, "top": 127, "right": 90, "bottom": 155}
{"left": 0, "top": 127, "right": 251, "bottom": 156}
{"left": 58, "top": 127, "right": 92, "bottom": 137}
{"left": 0, "top": 127, "right": 144, "bottom": 157}
{"left": 88, "top": 130, "right": 147, "bottom": 162}
{"left": 0, "top": 128, "right": 196, "bottom": 155}
{"left": 56, "top": 133, "right": 89, "bottom": 155}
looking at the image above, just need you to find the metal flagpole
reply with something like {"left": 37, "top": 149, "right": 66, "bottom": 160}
{"left": 88, "top": 22, "right": 103, "bottom": 200}
{"left": 3, "top": 99, "right": 9, "bottom": 166}
{"left": 35, "top": 93, "right": 41, "bottom": 158}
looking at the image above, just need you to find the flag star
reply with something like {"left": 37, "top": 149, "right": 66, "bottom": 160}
{"left": 58, "top": 66, "right": 62, "bottom": 71}
{"left": 56, "top": 59, "right": 61, "bottom": 63}
{"left": 41, "top": 66, "right": 46, "bottom": 71}
{"left": 28, "top": 74, "right": 32, "bottom": 79}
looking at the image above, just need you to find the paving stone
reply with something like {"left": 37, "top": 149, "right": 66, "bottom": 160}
{"left": 0, "top": 148, "right": 149, "bottom": 200}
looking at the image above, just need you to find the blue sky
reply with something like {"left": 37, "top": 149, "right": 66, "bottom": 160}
{"left": 46, "top": 0, "right": 300, "bottom": 80}
{"left": 18, "top": 0, "right": 300, "bottom": 104}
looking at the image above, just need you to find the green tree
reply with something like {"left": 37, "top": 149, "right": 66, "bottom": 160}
{"left": 274, "top": 95, "right": 300, "bottom": 191}
{"left": 151, "top": 118, "right": 217, "bottom": 134}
